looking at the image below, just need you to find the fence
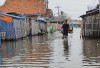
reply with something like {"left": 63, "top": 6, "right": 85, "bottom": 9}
{"left": 0, "top": 12, "right": 29, "bottom": 40}
{"left": 81, "top": 12, "right": 100, "bottom": 38}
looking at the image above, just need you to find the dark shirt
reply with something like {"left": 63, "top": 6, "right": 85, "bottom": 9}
{"left": 62, "top": 24, "right": 69, "bottom": 30}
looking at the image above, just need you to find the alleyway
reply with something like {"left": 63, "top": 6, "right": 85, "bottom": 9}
{"left": 0, "top": 28, "right": 100, "bottom": 68}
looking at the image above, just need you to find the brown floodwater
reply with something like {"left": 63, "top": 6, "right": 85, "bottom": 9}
{"left": 0, "top": 28, "right": 100, "bottom": 68}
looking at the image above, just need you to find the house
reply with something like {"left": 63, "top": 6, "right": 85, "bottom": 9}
{"left": 0, "top": 0, "right": 53, "bottom": 18}
{"left": 47, "top": 16, "right": 65, "bottom": 32}
{"left": 0, "top": 0, "right": 53, "bottom": 35}
{"left": 80, "top": 5, "right": 100, "bottom": 38}
{"left": 0, "top": 12, "right": 29, "bottom": 40}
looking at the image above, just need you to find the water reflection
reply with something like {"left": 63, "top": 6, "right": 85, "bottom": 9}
{"left": 63, "top": 39, "right": 69, "bottom": 56}
{"left": 83, "top": 39, "right": 100, "bottom": 67}
{"left": 83, "top": 40, "right": 100, "bottom": 57}
{"left": 0, "top": 34, "right": 50, "bottom": 68}
{"left": 31, "top": 34, "right": 48, "bottom": 44}
{"left": 0, "top": 28, "right": 100, "bottom": 68}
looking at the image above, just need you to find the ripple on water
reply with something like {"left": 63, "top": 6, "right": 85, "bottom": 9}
{"left": 0, "top": 28, "right": 100, "bottom": 68}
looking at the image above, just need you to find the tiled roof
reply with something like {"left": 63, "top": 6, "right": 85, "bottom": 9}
{"left": 0, "top": 0, "right": 47, "bottom": 15}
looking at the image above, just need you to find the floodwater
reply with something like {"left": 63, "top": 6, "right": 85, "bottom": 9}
{"left": 0, "top": 28, "right": 100, "bottom": 68}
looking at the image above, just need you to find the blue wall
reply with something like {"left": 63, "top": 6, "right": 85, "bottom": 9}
{"left": 0, "top": 20, "right": 14, "bottom": 40}
{"left": 0, "top": 12, "right": 25, "bottom": 40}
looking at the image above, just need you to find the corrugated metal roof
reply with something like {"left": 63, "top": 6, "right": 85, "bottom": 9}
{"left": 0, "top": 12, "right": 25, "bottom": 20}
{"left": 80, "top": 5, "right": 100, "bottom": 18}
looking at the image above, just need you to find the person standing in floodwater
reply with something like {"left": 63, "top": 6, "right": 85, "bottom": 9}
{"left": 62, "top": 19, "right": 69, "bottom": 39}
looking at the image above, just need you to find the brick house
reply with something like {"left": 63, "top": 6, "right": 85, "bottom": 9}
{"left": 0, "top": 0, "right": 52, "bottom": 18}
{"left": 0, "top": 0, "right": 53, "bottom": 35}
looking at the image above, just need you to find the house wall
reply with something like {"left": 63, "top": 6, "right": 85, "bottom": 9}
{"left": 82, "top": 13, "right": 100, "bottom": 38}
{"left": 0, "top": 14, "right": 29, "bottom": 40}
{"left": 31, "top": 20, "right": 39, "bottom": 35}
{"left": 0, "top": 20, "right": 14, "bottom": 40}
{"left": 13, "top": 19, "right": 22, "bottom": 39}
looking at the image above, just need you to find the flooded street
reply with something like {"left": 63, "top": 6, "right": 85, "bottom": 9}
{"left": 0, "top": 28, "right": 100, "bottom": 68}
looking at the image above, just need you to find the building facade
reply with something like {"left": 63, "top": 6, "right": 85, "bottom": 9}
{"left": 80, "top": 5, "right": 100, "bottom": 38}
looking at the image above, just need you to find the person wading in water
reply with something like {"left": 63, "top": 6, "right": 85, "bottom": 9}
{"left": 62, "top": 19, "right": 69, "bottom": 39}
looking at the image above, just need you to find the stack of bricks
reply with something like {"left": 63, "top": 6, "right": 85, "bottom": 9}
{"left": 0, "top": 0, "right": 47, "bottom": 15}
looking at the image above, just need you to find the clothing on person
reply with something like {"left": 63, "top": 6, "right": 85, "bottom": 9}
{"left": 62, "top": 24, "right": 69, "bottom": 36}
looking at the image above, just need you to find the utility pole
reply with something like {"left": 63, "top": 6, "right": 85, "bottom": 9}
{"left": 21, "top": 0, "right": 23, "bottom": 16}
{"left": 55, "top": 6, "right": 61, "bottom": 16}
{"left": 46, "top": 0, "right": 49, "bottom": 9}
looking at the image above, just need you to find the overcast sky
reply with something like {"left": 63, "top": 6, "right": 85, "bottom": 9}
{"left": 49, "top": 0, "right": 99, "bottom": 19}
{"left": 0, "top": 0, "right": 5, "bottom": 6}
{"left": 0, "top": 0, "right": 99, "bottom": 20}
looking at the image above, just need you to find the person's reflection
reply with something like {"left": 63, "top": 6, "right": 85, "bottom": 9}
{"left": 63, "top": 40, "right": 69, "bottom": 56}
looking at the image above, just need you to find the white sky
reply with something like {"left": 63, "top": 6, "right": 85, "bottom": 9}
{"left": 0, "top": 0, "right": 99, "bottom": 20}
{"left": 0, "top": 0, "right": 5, "bottom": 6}
{"left": 49, "top": 0, "right": 99, "bottom": 19}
